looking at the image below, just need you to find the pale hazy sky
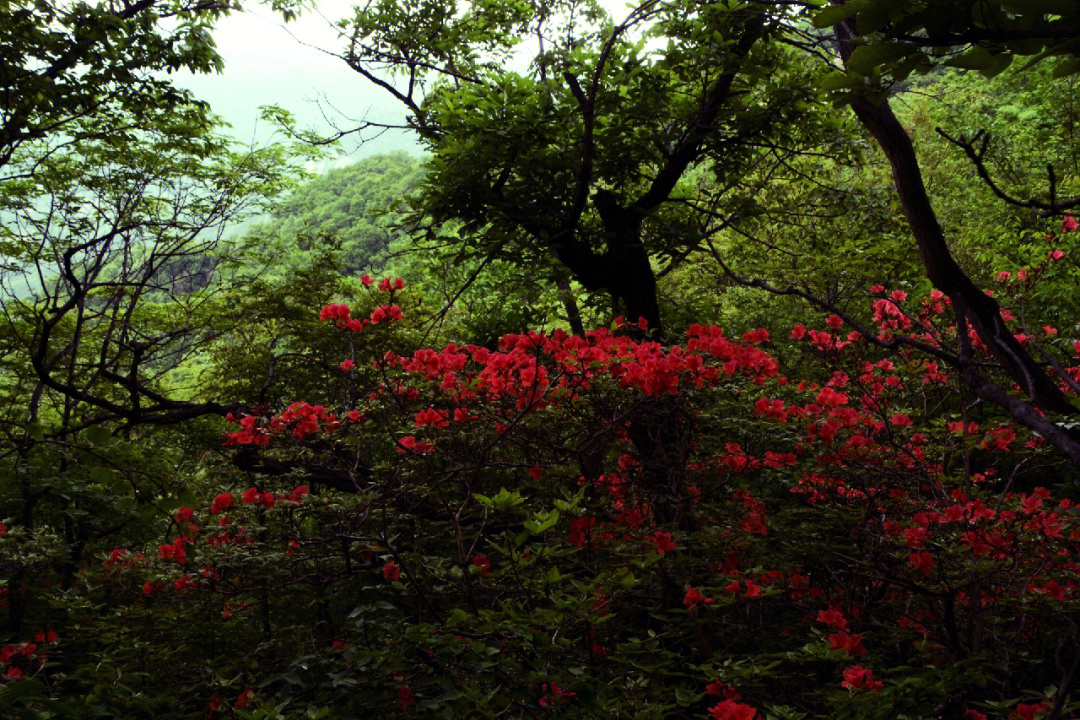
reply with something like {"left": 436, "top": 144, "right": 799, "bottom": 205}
{"left": 173, "top": 1, "right": 416, "bottom": 160}
{"left": 173, "top": 0, "right": 635, "bottom": 163}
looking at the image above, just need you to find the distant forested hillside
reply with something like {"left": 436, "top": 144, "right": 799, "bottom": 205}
{"left": 262, "top": 152, "right": 423, "bottom": 271}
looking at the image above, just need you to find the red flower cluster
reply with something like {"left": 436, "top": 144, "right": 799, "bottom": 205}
{"left": 841, "top": 665, "right": 883, "bottom": 691}
{"left": 683, "top": 587, "right": 714, "bottom": 609}
{"left": 241, "top": 487, "right": 276, "bottom": 508}
{"left": 708, "top": 699, "right": 758, "bottom": 720}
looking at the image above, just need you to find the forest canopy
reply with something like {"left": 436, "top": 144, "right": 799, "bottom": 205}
{"left": 4, "top": 1, "right": 1080, "bottom": 719}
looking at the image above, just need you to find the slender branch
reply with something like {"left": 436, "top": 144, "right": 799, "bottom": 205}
{"left": 937, "top": 128, "right": 1080, "bottom": 216}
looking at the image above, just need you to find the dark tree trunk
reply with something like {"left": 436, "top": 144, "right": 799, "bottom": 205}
{"left": 832, "top": 21, "right": 1080, "bottom": 465}
{"left": 615, "top": 243, "right": 661, "bottom": 334}
{"left": 834, "top": 22, "right": 1078, "bottom": 421}
{"left": 556, "top": 276, "right": 586, "bottom": 338}
{"left": 594, "top": 190, "right": 663, "bottom": 335}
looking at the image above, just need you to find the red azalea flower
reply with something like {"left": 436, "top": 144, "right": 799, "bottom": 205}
{"left": 234, "top": 689, "right": 253, "bottom": 708}
{"left": 539, "top": 681, "right": 576, "bottom": 707}
{"left": 210, "top": 492, "right": 234, "bottom": 515}
{"left": 650, "top": 531, "right": 677, "bottom": 555}
{"left": 841, "top": 665, "right": 883, "bottom": 691}
{"left": 1010, "top": 703, "right": 1050, "bottom": 720}
{"left": 683, "top": 587, "right": 715, "bottom": 609}
{"left": 827, "top": 631, "right": 866, "bottom": 656}
{"left": 815, "top": 608, "right": 848, "bottom": 630}
{"left": 705, "top": 681, "right": 741, "bottom": 700}
{"left": 34, "top": 630, "right": 58, "bottom": 644}
{"left": 708, "top": 699, "right": 757, "bottom": 720}
{"left": 382, "top": 561, "right": 401, "bottom": 582}
{"left": 173, "top": 507, "right": 195, "bottom": 523}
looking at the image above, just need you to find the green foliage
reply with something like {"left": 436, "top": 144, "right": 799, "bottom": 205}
{"left": 0, "top": 0, "right": 237, "bottom": 169}
{"left": 811, "top": 0, "right": 1080, "bottom": 90}
{"left": 258, "top": 153, "right": 424, "bottom": 272}
{"left": 6, "top": 1, "right": 1080, "bottom": 718}
{"left": 335, "top": 0, "right": 841, "bottom": 329}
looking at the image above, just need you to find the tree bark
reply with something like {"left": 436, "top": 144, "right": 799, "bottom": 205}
{"left": 594, "top": 190, "right": 662, "bottom": 333}
{"left": 835, "top": 22, "right": 1079, "bottom": 421}
{"left": 556, "top": 277, "right": 586, "bottom": 338}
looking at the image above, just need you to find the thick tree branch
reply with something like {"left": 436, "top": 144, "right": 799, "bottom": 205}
{"left": 834, "top": 21, "right": 1079, "bottom": 423}
{"left": 633, "top": 19, "right": 765, "bottom": 214}
{"left": 707, "top": 241, "right": 1080, "bottom": 465}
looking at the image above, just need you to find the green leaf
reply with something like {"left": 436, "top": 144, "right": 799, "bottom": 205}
{"left": 489, "top": 487, "right": 526, "bottom": 511}
{"left": 855, "top": 0, "right": 903, "bottom": 34}
{"left": 944, "top": 45, "right": 997, "bottom": 71}
{"left": 524, "top": 508, "right": 559, "bottom": 534}
{"left": 818, "top": 71, "right": 864, "bottom": 92}
{"left": 1000, "top": 0, "right": 1076, "bottom": 12}
{"left": 1052, "top": 56, "right": 1080, "bottom": 78}
{"left": 85, "top": 425, "right": 115, "bottom": 447}
{"left": 847, "top": 42, "right": 913, "bottom": 76}
{"left": 812, "top": 2, "right": 862, "bottom": 29}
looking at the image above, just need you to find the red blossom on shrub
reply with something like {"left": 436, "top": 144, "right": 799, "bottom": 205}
{"left": 471, "top": 555, "right": 491, "bottom": 575}
{"left": 370, "top": 304, "right": 403, "bottom": 324}
{"left": 210, "top": 492, "right": 234, "bottom": 515}
{"left": 841, "top": 665, "right": 883, "bottom": 691}
{"left": 649, "top": 531, "right": 677, "bottom": 555}
{"left": 414, "top": 407, "right": 450, "bottom": 429}
{"left": 33, "top": 630, "right": 58, "bottom": 644}
{"left": 569, "top": 517, "right": 595, "bottom": 548}
{"left": 397, "top": 435, "right": 435, "bottom": 454}
{"left": 234, "top": 689, "right": 253, "bottom": 708}
{"left": 683, "top": 587, "right": 714, "bottom": 609}
{"left": 708, "top": 699, "right": 758, "bottom": 720}
{"left": 382, "top": 561, "right": 401, "bottom": 582}
{"left": 827, "top": 632, "right": 866, "bottom": 656}
{"left": 538, "top": 681, "right": 576, "bottom": 707}
{"left": 816, "top": 608, "right": 848, "bottom": 631}
{"left": 378, "top": 277, "right": 405, "bottom": 292}
{"left": 319, "top": 303, "right": 350, "bottom": 323}
{"left": 280, "top": 485, "right": 309, "bottom": 504}
{"left": 1010, "top": 703, "right": 1050, "bottom": 720}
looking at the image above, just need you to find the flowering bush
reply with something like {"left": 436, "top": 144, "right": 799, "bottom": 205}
{"left": 3, "top": 274, "right": 1080, "bottom": 719}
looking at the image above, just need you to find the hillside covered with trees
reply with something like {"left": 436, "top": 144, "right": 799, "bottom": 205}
{"left": 4, "top": 1, "right": 1080, "bottom": 719}
{"left": 260, "top": 153, "right": 423, "bottom": 272}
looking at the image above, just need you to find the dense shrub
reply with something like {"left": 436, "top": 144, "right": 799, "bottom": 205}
{"left": 4, "top": 268, "right": 1080, "bottom": 720}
